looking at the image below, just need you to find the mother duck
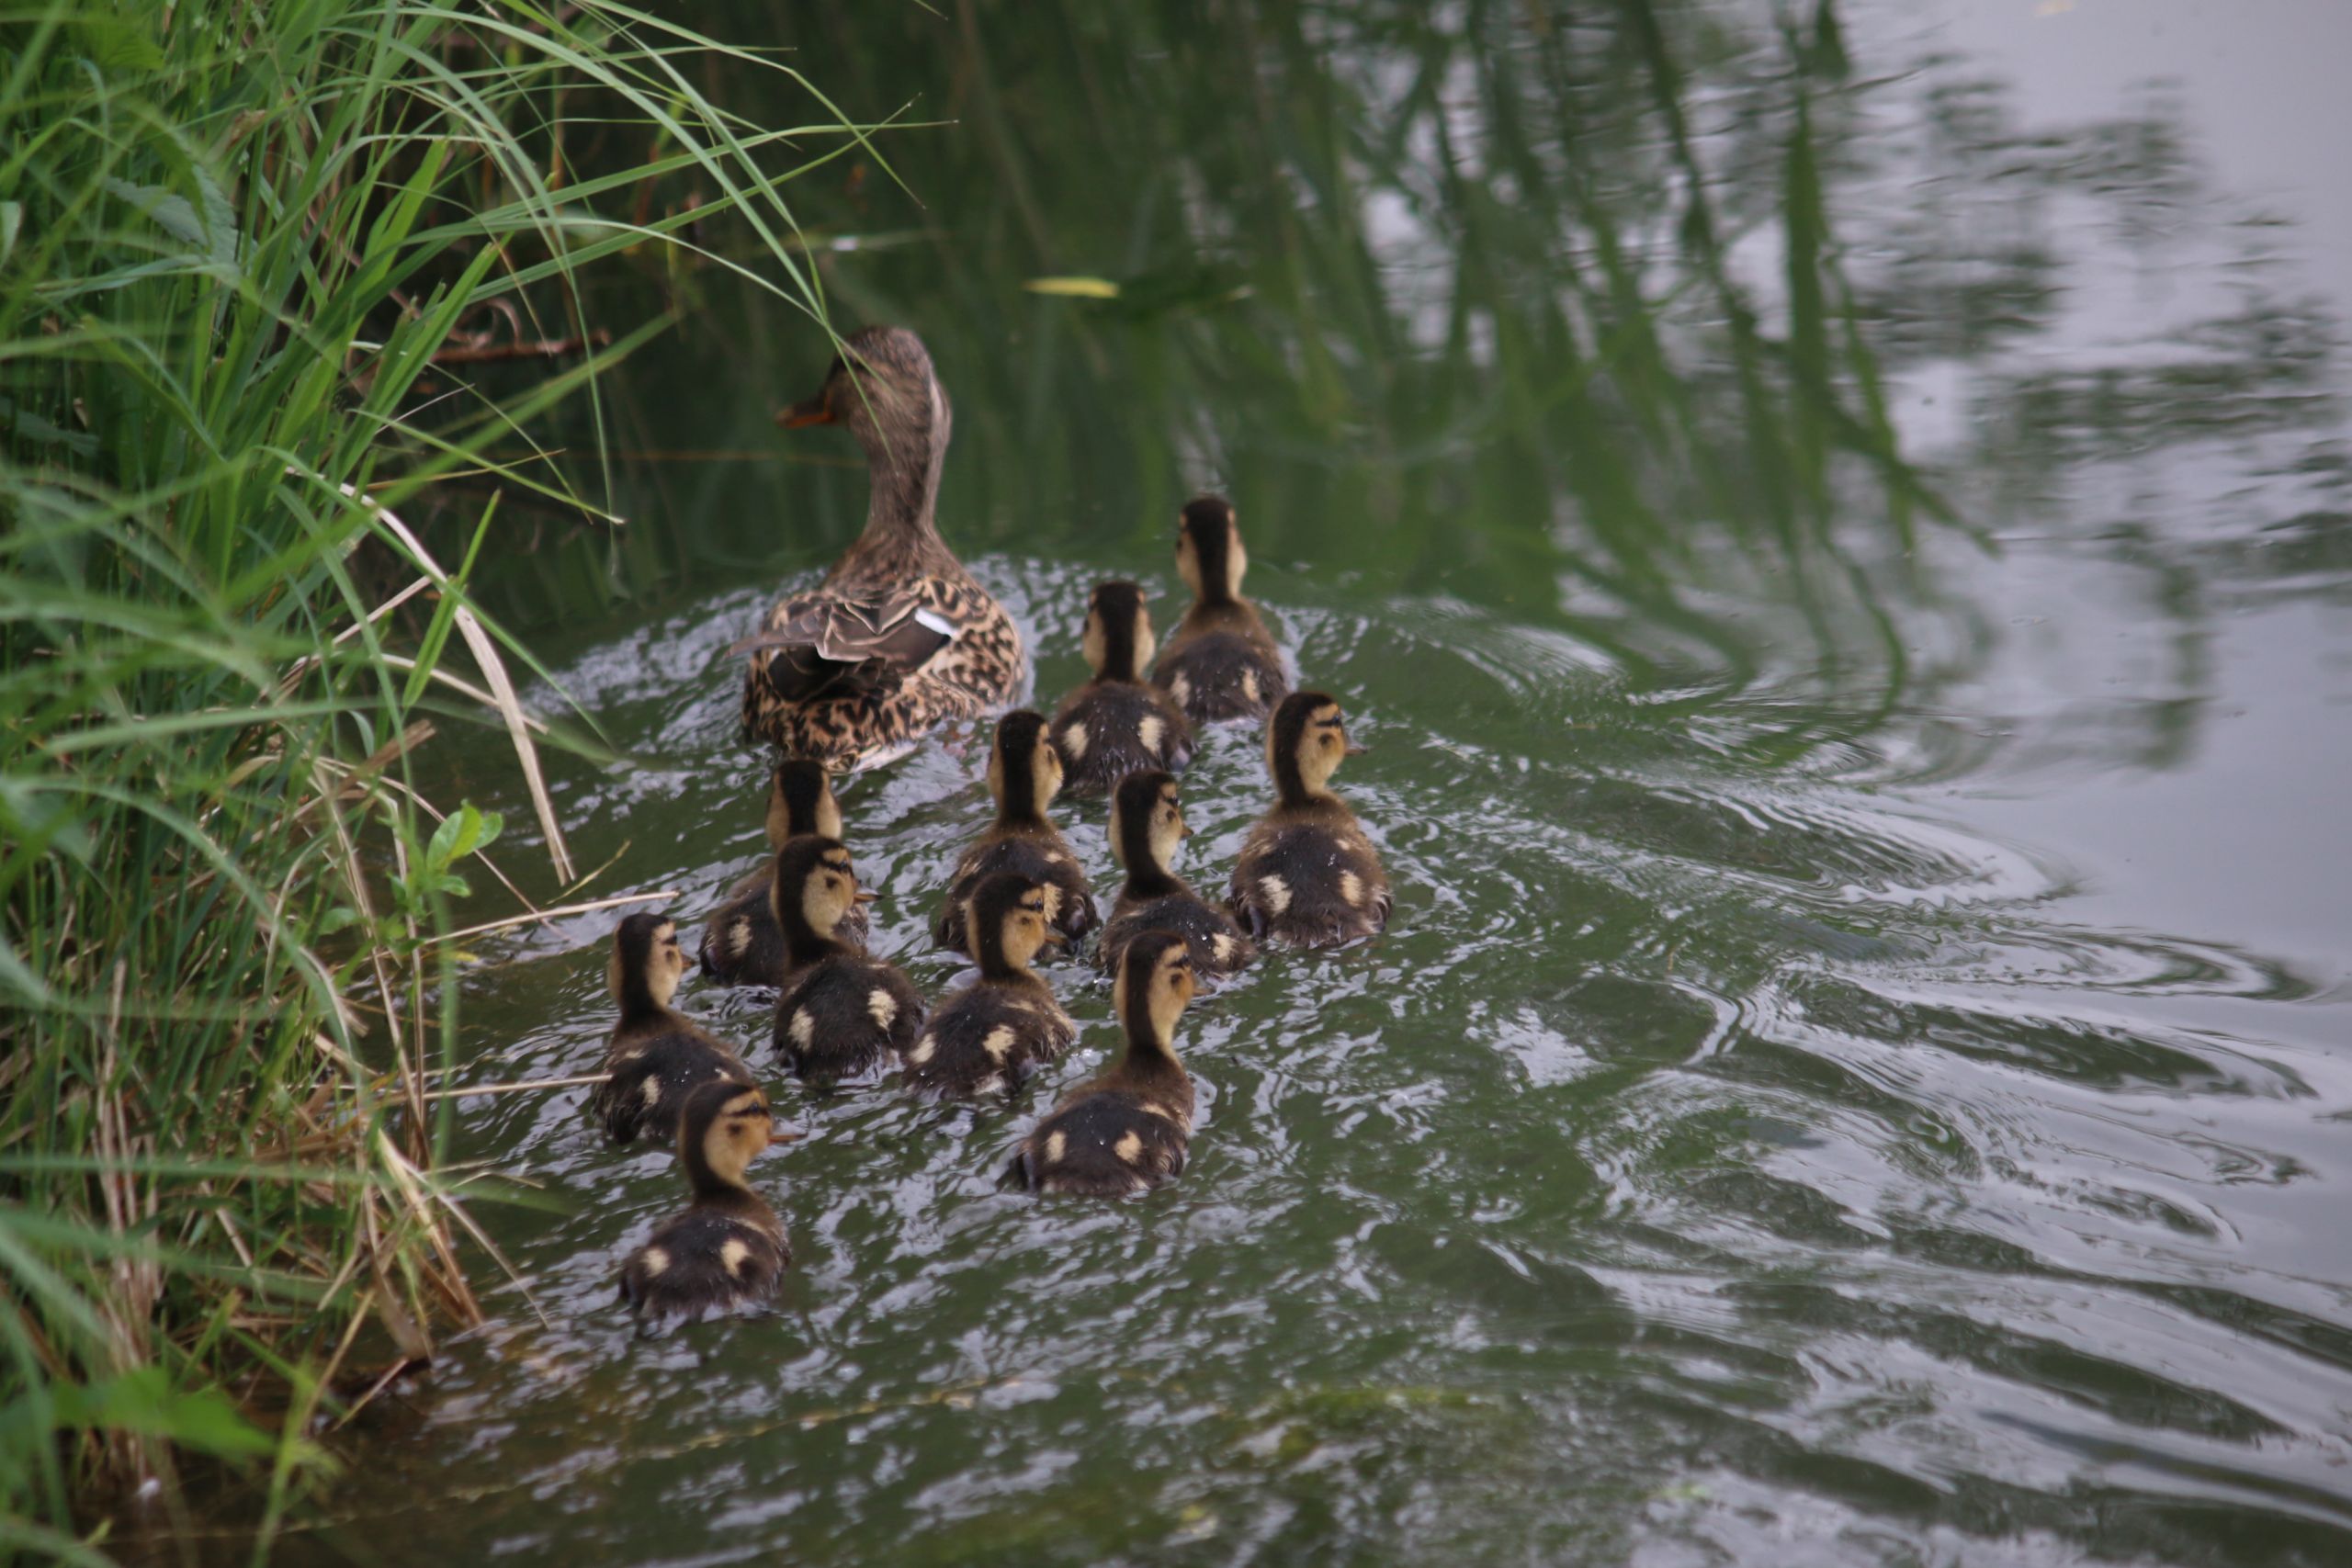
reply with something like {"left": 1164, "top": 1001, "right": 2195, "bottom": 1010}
{"left": 738, "top": 327, "right": 1023, "bottom": 770}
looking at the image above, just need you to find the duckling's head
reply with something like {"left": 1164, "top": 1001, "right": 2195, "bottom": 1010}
{"left": 1080, "top": 581, "right": 1155, "bottom": 682}
{"left": 1176, "top": 495, "right": 1247, "bottom": 606}
{"left": 680, "top": 1078, "right": 774, "bottom": 1190}
{"left": 987, "top": 709, "right": 1063, "bottom": 821}
{"left": 770, "top": 835, "right": 869, "bottom": 944}
{"left": 609, "top": 912, "right": 689, "bottom": 1012}
{"left": 764, "top": 760, "right": 843, "bottom": 851}
{"left": 1109, "top": 769, "right": 1189, "bottom": 876}
{"left": 1113, "top": 929, "right": 1196, "bottom": 1051}
{"left": 966, "top": 872, "right": 1060, "bottom": 976}
{"left": 1268, "top": 690, "right": 1363, "bottom": 805}
{"left": 775, "top": 325, "right": 948, "bottom": 462}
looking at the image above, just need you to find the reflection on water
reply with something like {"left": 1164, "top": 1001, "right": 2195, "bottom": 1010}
{"left": 200, "top": 1, "right": 2352, "bottom": 1563}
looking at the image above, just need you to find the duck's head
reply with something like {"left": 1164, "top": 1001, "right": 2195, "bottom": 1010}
{"left": 769, "top": 835, "right": 875, "bottom": 946}
{"left": 679, "top": 1078, "right": 775, "bottom": 1190}
{"left": 1080, "top": 581, "right": 1155, "bottom": 682}
{"left": 1109, "top": 769, "right": 1190, "bottom": 877}
{"left": 609, "top": 911, "right": 689, "bottom": 1013}
{"left": 1268, "top": 689, "right": 1365, "bottom": 806}
{"left": 1176, "top": 495, "right": 1248, "bottom": 606}
{"left": 764, "top": 760, "right": 844, "bottom": 852}
{"left": 966, "top": 872, "right": 1062, "bottom": 977}
{"left": 1113, "top": 929, "right": 1196, "bottom": 1053}
{"left": 775, "top": 325, "right": 949, "bottom": 462}
{"left": 987, "top": 709, "right": 1063, "bottom": 821}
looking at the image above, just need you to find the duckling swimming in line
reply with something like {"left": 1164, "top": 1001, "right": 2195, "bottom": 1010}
{"left": 1049, "top": 581, "right": 1193, "bottom": 795}
{"left": 933, "top": 710, "right": 1097, "bottom": 955}
{"left": 903, "top": 874, "right": 1077, "bottom": 1099}
{"left": 1098, "top": 770, "right": 1256, "bottom": 982}
{"left": 1151, "top": 496, "right": 1288, "bottom": 724}
{"left": 737, "top": 327, "right": 1023, "bottom": 770}
{"left": 618, "top": 1079, "right": 791, "bottom": 1332}
{"left": 1227, "top": 691, "right": 1391, "bottom": 947}
{"left": 768, "top": 837, "right": 924, "bottom": 1083}
{"left": 590, "top": 913, "right": 754, "bottom": 1146}
{"left": 1012, "top": 932, "right": 1198, "bottom": 1197}
{"left": 700, "top": 761, "right": 865, "bottom": 987}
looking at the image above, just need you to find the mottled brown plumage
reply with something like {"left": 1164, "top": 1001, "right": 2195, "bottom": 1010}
{"left": 590, "top": 914, "right": 754, "bottom": 1146}
{"left": 767, "top": 837, "right": 924, "bottom": 1083}
{"left": 1227, "top": 692, "right": 1392, "bottom": 947}
{"left": 903, "top": 874, "right": 1076, "bottom": 1099}
{"left": 1049, "top": 581, "right": 1194, "bottom": 795}
{"left": 739, "top": 327, "right": 1022, "bottom": 769}
{"left": 933, "top": 710, "right": 1097, "bottom": 954}
{"left": 1098, "top": 770, "right": 1255, "bottom": 981}
{"left": 1151, "top": 496, "right": 1289, "bottom": 723}
{"left": 617, "top": 1080, "right": 790, "bottom": 1334}
{"left": 700, "top": 761, "right": 866, "bottom": 987}
{"left": 1012, "top": 932, "right": 1198, "bottom": 1197}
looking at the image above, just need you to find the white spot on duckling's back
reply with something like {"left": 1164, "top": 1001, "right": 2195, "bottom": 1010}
{"left": 1258, "top": 874, "right": 1292, "bottom": 915}
{"left": 1170, "top": 671, "right": 1193, "bottom": 705}
{"left": 867, "top": 988, "right": 899, "bottom": 1028}
{"left": 982, "top": 1025, "right": 1017, "bottom": 1064}
{"left": 1114, "top": 1131, "right": 1144, "bottom": 1165}
{"left": 1340, "top": 870, "right": 1364, "bottom": 908}
{"left": 727, "top": 916, "right": 752, "bottom": 956}
{"left": 909, "top": 1032, "right": 936, "bottom": 1066}
{"left": 639, "top": 1076, "right": 662, "bottom": 1108}
{"left": 719, "top": 1238, "right": 751, "bottom": 1278}
{"left": 1240, "top": 668, "right": 1261, "bottom": 706}
{"left": 1045, "top": 1131, "right": 1067, "bottom": 1166}
{"left": 1137, "top": 715, "right": 1164, "bottom": 757}
{"left": 1060, "top": 721, "right": 1089, "bottom": 760}
{"left": 788, "top": 1009, "right": 815, "bottom": 1049}
{"left": 642, "top": 1247, "right": 671, "bottom": 1277}
{"left": 1211, "top": 933, "right": 1238, "bottom": 964}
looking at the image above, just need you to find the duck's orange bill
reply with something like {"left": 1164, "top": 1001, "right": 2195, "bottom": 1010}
{"left": 775, "top": 398, "right": 834, "bottom": 428}
{"left": 852, "top": 888, "right": 881, "bottom": 904}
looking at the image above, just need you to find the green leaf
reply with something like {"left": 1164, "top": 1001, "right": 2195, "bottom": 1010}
{"left": 45, "top": 1369, "right": 277, "bottom": 1460}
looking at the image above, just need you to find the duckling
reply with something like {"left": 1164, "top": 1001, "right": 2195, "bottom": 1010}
{"left": 1048, "top": 581, "right": 1194, "bottom": 795}
{"left": 737, "top": 327, "right": 1023, "bottom": 770}
{"left": 617, "top": 1079, "right": 790, "bottom": 1332}
{"left": 768, "top": 836, "right": 924, "bottom": 1083}
{"left": 1150, "top": 495, "right": 1290, "bottom": 723}
{"left": 903, "top": 874, "right": 1077, "bottom": 1099}
{"left": 1227, "top": 691, "right": 1392, "bottom": 947}
{"left": 933, "top": 710, "right": 1097, "bottom": 955}
{"left": 1012, "top": 932, "right": 1198, "bottom": 1197}
{"left": 589, "top": 913, "right": 755, "bottom": 1146}
{"left": 699, "top": 761, "right": 866, "bottom": 987}
{"left": 1098, "top": 770, "right": 1257, "bottom": 981}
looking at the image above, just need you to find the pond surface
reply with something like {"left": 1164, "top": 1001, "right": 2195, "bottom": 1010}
{"left": 226, "top": 1, "right": 2352, "bottom": 1562}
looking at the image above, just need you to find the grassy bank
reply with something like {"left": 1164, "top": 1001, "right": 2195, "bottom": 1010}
{"left": 0, "top": 3, "right": 863, "bottom": 1555}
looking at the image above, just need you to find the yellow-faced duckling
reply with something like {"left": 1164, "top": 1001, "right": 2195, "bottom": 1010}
{"left": 738, "top": 327, "right": 1023, "bottom": 770}
{"left": 1098, "top": 770, "right": 1256, "bottom": 981}
{"left": 1048, "top": 581, "right": 1193, "bottom": 796}
{"left": 903, "top": 874, "right": 1077, "bottom": 1099}
{"left": 1150, "top": 496, "right": 1289, "bottom": 723}
{"left": 933, "top": 710, "right": 1097, "bottom": 955}
{"left": 590, "top": 913, "right": 754, "bottom": 1146}
{"left": 768, "top": 837, "right": 924, "bottom": 1083}
{"left": 1227, "top": 691, "right": 1392, "bottom": 947}
{"left": 699, "top": 761, "right": 866, "bottom": 987}
{"left": 1012, "top": 932, "right": 1198, "bottom": 1197}
{"left": 618, "top": 1079, "right": 790, "bottom": 1332}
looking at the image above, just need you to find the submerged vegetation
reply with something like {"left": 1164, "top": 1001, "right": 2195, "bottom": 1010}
{"left": 0, "top": 1, "right": 864, "bottom": 1552}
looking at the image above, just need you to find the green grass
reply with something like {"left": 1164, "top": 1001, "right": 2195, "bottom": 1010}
{"left": 0, "top": 2, "right": 873, "bottom": 1555}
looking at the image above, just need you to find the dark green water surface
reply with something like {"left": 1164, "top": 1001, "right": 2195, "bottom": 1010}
{"left": 246, "top": 1, "right": 2352, "bottom": 1562}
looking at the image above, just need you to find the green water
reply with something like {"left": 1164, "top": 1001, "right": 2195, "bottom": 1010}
{"left": 211, "top": 1, "right": 2352, "bottom": 1562}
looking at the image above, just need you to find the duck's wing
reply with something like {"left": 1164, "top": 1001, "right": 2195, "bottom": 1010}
{"left": 733, "top": 588, "right": 959, "bottom": 704}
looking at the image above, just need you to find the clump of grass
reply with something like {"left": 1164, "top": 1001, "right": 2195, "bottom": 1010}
{"left": 0, "top": 2, "right": 878, "bottom": 1552}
